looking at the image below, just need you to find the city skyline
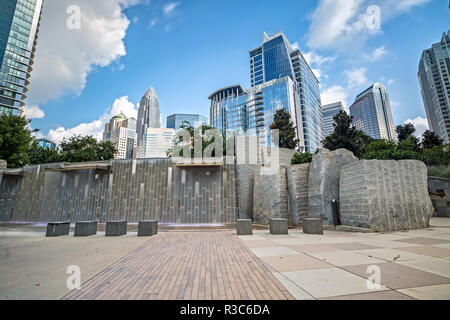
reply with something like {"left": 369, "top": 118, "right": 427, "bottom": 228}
{"left": 12, "top": 0, "right": 448, "bottom": 144}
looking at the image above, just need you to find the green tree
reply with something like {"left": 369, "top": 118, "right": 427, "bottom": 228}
{"left": 362, "top": 135, "right": 420, "bottom": 161}
{"left": 396, "top": 123, "right": 416, "bottom": 142}
{"left": 422, "top": 144, "right": 450, "bottom": 166}
{"left": 0, "top": 113, "right": 34, "bottom": 168}
{"left": 270, "top": 109, "right": 299, "bottom": 150}
{"left": 27, "top": 141, "right": 61, "bottom": 165}
{"left": 421, "top": 130, "right": 443, "bottom": 150}
{"left": 322, "top": 110, "right": 373, "bottom": 157}
{"left": 59, "top": 135, "right": 116, "bottom": 162}
{"left": 291, "top": 152, "right": 312, "bottom": 164}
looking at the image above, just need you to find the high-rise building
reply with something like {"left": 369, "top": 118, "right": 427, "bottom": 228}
{"left": 210, "top": 31, "right": 323, "bottom": 152}
{"left": 37, "top": 138, "right": 56, "bottom": 150}
{"left": 418, "top": 31, "right": 450, "bottom": 143}
{"left": 103, "top": 112, "right": 137, "bottom": 159}
{"left": 0, "top": 0, "right": 44, "bottom": 114}
{"left": 349, "top": 83, "right": 396, "bottom": 141}
{"left": 167, "top": 113, "right": 208, "bottom": 130}
{"left": 136, "top": 87, "right": 161, "bottom": 147}
{"left": 322, "top": 102, "right": 345, "bottom": 137}
{"left": 137, "top": 127, "right": 175, "bottom": 159}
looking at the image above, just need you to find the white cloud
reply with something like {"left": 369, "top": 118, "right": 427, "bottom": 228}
{"left": 312, "top": 68, "right": 322, "bottom": 80}
{"left": 291, "top": 41, "right": 300, "bottom": 50}
{"left": 404, "top": 116, "right": 429, "bottom": 137}
{"left": 27, "top": 0, "right": 142, "bottom": 105}
{"left": 163, "top": 2, "right": 180, "bottom": 15}
{"left": 307, "top": 0, "right": 431, "bottom": 51}
{"left": 149, "top": 18, "right": 158, "bottom": 28}
{"left": 321, "top": 85, "right": 349, "bottom": 108}
{"left": 303, "top": 51, "right": 336, "bottom": 67}
{"left": 22, "top": 105, "right": 45, "bottom": 119}
{"left": 345, "top": 67, "right": 368, "bottom": 88}
{"left": 370, "top": 46, "right": 388, "bottom": 61}
{"left": 47, "top": 96, "right": 138, "bottom": 143}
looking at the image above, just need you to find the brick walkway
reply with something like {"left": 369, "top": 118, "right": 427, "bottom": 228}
{"left": 63, "top": 231, "right": 294, "bottom": 300}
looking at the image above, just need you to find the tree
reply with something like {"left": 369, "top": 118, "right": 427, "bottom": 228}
{"left": 422, "top": 144, "right": 450, "bottom": 166}
{"left": 396, "top": 123, "right": 416, "bottom": 142}
{"left": 59, "top": 135, "right": 116, "bottom": 162}
{"left": 291, "top": 152, "right": 312, "bottom": 164}
{"left": 322, "top": 110, "right": 372, "bottom": 158}
{"left": 270, "top": 109, "right": 299, "bottom": 150}
{"left": 27, "top": 141, "right": 61, "bottom": 165}
{"left": 0, "top": 113, "right": 34, "bottom": 168}
{"left": 362, "top": 135, "right": 420, "bottom": 161}
{"left": 421, "top": 130, "right": 443, "bottom": 150}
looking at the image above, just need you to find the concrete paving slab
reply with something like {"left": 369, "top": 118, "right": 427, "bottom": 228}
{"left": 250, "top": 246, "right": 300, "bottom": 258}
{"left": 262, "top": 253, "right": 332, "bottom": 272}
{"left": 398, "top": 284, "right": 450, "bottom": 300}
{"left": 309, "top": 250, "right": 385, "bottom": 267}
{"left": 398, "top": 257, "right": 450, "bottom": 278}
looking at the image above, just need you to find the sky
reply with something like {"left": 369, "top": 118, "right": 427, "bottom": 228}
{"left": 23, "top": 0, "right": 449, "bottom": 142}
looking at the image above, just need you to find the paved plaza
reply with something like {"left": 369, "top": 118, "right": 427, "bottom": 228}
{"left": 0, "top": 218, "right": 450, "bottom": 300}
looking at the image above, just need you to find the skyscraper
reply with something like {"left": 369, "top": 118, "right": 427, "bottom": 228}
{"left": 167, "top": 113, "right": 208, "bottom": 130}
{"left": 322, "top": 102, "right": 345, "bottom": 137}
{"left": 137, "top": 127, "right": 175, "bottom": 159}
{"left": 210, "top": 31, "right": 323, "bottom": 152}
{"left": 349, "top": 83, "right": 396, "bottom": 141}
{"left": 103, "top": 112, "right": 137, "bottom": 159}
{"left": 136, "top": 87, "right": 161, "bottom": 147}
{"left": 418, "top": 31, "right": 450, "bottom": 143}
{"left": 0, "top": 0, "right": 44, "bottom": 114}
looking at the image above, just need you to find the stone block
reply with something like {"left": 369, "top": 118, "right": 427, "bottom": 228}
{"left": 0, "top": 160, "right": 6, "bottom": 169}
{"left": 46, "top": 221, "right": 70, "bottom": 237}
{"left": 74, "top": 221, "right": 98, "bottom": 237}
{"left": 302, "top": 218, "right": 323, "bottom": 235}
{"left": 236, "top": 219, "right": 253, "bottom": 235}
{"left": 105, "top": 220, "right": 127, "bottom": 236}
{"left": 270, "top": 218, "right": 288, "bottom": 235}
{"left": 138, "top": 220, "right": 158, "bottom": 237}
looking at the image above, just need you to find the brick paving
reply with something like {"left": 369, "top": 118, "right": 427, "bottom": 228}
{"left": 63, "top": 231, "right": 294, "bottom": 300}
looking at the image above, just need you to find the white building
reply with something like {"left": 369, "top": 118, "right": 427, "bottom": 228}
{"left": 137, "top": 127, "right": 175, "bottom": 158}
{"left": 322, "top": 102, "right": 345, "bottom": 137}
{"left": 103, "top": 112, "right": 137, "bottom": 159}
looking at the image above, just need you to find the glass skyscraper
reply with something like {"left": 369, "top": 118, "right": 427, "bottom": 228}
{"left": 349, "top": 83, "right": 396, "bottom": 141}
{"left": 136, "top": 87, "right": 161, "bottom": 147}
{"left": 0, "top": 0, "right": 44, "bottom": 114}
{"left": 418, "top": 31, "right": 450, "bottom": 143}
{"left": 210, "top": 32, "right": 323, "bottom": 152}
{"left": 167, "top": 113, "right": 208, "bottom": 130}
{"left": 322, "top": 102, "right": 344, "bottom": 137}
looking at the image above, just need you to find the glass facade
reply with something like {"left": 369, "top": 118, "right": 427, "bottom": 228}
{"left": 418, "top": 31, "right": 450, "bottom": 143}
{"left": 167, "top": 113, "right": 208, "bottom": 130}
{"left": 0, "top": 0, "right": 43, "bottom": 114}
{"left": 349, "top": 83, "right": 396, "bottom": 141}
{"left": 322, "top": 102, "right": 344, "bottom": 137}
{"left": 37, "top": 138, "right": 56, "bottom": 150}
{"left": 137, "top": 87, "right": 161, "bottom": 148}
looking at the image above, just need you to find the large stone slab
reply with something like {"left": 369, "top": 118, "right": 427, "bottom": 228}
{"left": 302, "top": 218, "right": 324, "bottom": 235}
{"left": 308, "top": 148, "right": 358, "bottom": 225}
{"left": 339, "top": 160, "right": 434, "bottom": 232}
{"left": 74, "top": 221, "right": 98, "bottom": 237}
{"left": 46, "top": 222, "right": 70, "bottom": 237}
{"left": 270, "top": 218, "right": 288, "bottom": 235}
{"left": 0, "top": 160, "right": 6, "bottom": 169}
{"left": 138, "top": 220, "right": 158, "bottom": 236}
{"left": 106, "top": 220, "right": 127, "bottom": 236}
{"left": 236, "top": 219, "right": 253, "bottom": 235}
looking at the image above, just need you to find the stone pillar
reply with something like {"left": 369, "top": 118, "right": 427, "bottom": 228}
{"left": 0, "top": 160, "right": 6, "bottom": 169}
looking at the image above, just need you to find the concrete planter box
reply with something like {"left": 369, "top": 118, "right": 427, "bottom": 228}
{"left": 106, "top": 220, "right": 127, "bottom": 236}
{"left": 46, "top": 221, "right": 70, "bottom": 237}
{"left": 138, "top": 220, "right": 158, "bottom": 237}
{"left": 236, "top": 219, "right": 253, "bottom": 235}
{"left": 269, "top": 218, "right": 288, "bottom": 235}
{"left": 74, "top": 221, "right": 98, "bottom": 237}
{"left": 302, "top": 218, "right": 323, "bottom": 235}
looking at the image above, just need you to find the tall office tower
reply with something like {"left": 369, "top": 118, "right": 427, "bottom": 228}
{"left": 137, "top": 127, "right": 175, "bottom": 159}
{"left": 322, "top": 102, "right": 345, "bottom": 137}
{"left": 103, "top": 112, "right": 137, "bottom": 159}
{"left": 418, "top": 31, "right": 450, "bottom": 143}
{"left": 136, "top": 87, "right": 161, "bottom": 147}
{"left": 167, "top": 113, "right": 208, "bottom": 130}
{"left": 210, "top": 31, "right": 323, "bottom": 152}
{"left": 0, "top": 0, "right": 44, "bottom": 114}
{"left": 349, "top": 83, "right": 396, "bottom": 141}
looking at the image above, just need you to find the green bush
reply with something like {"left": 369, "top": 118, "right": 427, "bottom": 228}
{"left": 428, "top": 166, "right": 450, "bottom": 179}
{"left": 291, "top": 152, "right": 312, "bottom": 165}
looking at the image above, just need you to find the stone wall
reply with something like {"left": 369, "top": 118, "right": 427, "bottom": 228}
{"left": 292, "top": 164, "right": 310, "bottom": 220}
{"left": 428, "top": 176, "right": 450, "bottom": 217}
{"left": 0, "top": 159, "right": 237, "bottom": 223}
{"left": 339, "top": 160, "right": 434, "bottom": 232}
{"left": 253, "top": 166, "right": 289, "bottom": 225}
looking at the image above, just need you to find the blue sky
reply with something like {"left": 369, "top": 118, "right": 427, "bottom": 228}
{"left": 25, "top": 0, "right": 449, "bottom": 142}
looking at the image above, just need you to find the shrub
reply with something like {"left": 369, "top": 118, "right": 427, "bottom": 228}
{"left": 291, "top": 152, "right": 313, "bottom": 165}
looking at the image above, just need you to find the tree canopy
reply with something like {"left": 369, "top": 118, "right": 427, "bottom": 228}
{"left": 270, "top": 109, "right": 299, "bottom": 150}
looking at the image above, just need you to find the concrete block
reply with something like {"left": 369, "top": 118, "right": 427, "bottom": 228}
{"left": 74, "top": 221, "right": 98, "bottom": 237}
{"left": 236, "top": 219, "right": 253, "bottom": 235}
{"left": 138, "top": 220, "right": 158, "bottom": 237}
{"left": 270, "top": 218, "right": 288, "bottom": 235}
{"left": 105, "top": 220, "right": 127, "bottom": 236}
{"left": 302, "top": 218, "right": 324, "bottom": 235}
{"left": 46, "top": 221, "right": 70, "bottom": 237}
